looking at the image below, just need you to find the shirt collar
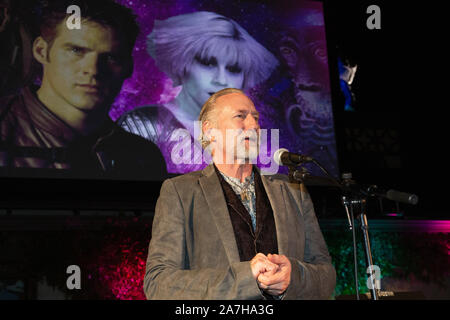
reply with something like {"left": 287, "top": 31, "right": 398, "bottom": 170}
{"left": 22, "top": 86, "right": 116, "bottom": 144}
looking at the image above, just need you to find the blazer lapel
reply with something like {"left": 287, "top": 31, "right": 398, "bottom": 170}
{"left": 199, "top": 164, "right": 241, "bottom": 264}
{"left": 260, "top": 174, "right": 289, "bottom": 256}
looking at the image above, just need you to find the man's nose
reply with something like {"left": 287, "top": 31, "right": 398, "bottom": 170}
{"left": 245, "top": 114, "right": 260, "bottom": 130}
{"left": 82, "top": 53, "right": 99, "bottom": 76}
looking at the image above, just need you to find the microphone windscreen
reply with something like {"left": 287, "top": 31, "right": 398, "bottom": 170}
{"left": 273, "top": 148, "right": 289, "bottom": 166}
{"left": 386, "top": 189, "right": 419, "bottom": 205}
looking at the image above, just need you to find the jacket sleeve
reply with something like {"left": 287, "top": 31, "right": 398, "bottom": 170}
{"left": 283, "top": 184, "right": 336, "bottom": 300}
{"left": 144, "top": 179, "right": 264, "bottom": 300}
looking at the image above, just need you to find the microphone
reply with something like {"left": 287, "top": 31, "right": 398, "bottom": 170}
{"left": 366, "top": 185, "right": 419, "bottom": 205}
{"left": 274, "top": 148, "right": 314, "bottom": 166}
{"left": 385, "top": 189, "right": 419, "bottom": 205}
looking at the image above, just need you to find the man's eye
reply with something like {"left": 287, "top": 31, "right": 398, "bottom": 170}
{"left": 70, "top": 47, "right": 83, "bottom": 55}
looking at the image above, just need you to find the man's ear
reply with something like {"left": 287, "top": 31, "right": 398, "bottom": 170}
{"left": 202, "top": 120, "right": 213, "bottom": 141}
{"left": 32, "top": 36, "right": 50, "bottom": 65}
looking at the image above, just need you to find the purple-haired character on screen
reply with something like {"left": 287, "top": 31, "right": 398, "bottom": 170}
{"left": 117, "top": 11, "right": 278, "bottom": 174}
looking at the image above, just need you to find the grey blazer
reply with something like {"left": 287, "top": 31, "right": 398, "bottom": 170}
{"left": 144, "top": 164, "right": 336, "bottom": 300}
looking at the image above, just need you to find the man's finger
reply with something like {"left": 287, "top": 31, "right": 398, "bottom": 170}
{"left": 255, "top": 253, "right": 267, "bottom": 259}
{"left": 258, "top": 270, "right": 285, "bottom": 286}
{"left": 259, "top": 279, "right": 285, "bottom": 296}
{"left": 265, "top": 261, "right": 279, "bottom": 273}
{"left": 267, "top": 254, "right": 289, "bottom": 265}
{"left": 257, "top": 280, "right": 269, "bottom": 290}
{"left": 250, "top": 254, "right": 280, "bottom": 279}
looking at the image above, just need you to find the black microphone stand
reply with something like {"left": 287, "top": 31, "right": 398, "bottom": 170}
{"left": 287, "top": 165, "right": 310, "bottom": 184}
{"left": 288, "top": 160, "right": 380, "bottom": 300}
{"left": 340, "top": 173, "right": 379, "bottom": 300}
{"left": 285, "top": 154, "right": 417, "bottom": 299}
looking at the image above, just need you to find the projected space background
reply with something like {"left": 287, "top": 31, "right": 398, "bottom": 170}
{"left": 111, "top": 0, "right": 339, "bottom": 177}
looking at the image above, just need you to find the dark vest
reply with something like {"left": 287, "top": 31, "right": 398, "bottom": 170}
{"left": 215, "top": 166, "right": 278, "bottom": 262}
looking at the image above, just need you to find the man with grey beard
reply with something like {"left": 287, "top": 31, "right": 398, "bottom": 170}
{"left": 144, "top": 88, "right": 335, "bottom": 300}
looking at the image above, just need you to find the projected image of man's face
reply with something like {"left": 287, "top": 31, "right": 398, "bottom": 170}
{"left": 42, "top": 20, "right": 128, "bottom": 112}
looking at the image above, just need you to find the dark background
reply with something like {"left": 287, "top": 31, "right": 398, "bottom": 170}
{"left": 320, "top": 0, "right": 447, "bottom": 219}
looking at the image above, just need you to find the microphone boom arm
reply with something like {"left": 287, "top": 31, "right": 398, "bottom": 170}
{"left": 275, "top": 150, "right": 418, "bottom": 300}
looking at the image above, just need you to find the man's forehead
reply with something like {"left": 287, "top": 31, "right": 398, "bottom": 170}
{"left": 53, "top": 19, "right": 121, "bottom": 49}
{"left": 216, "top": 92, "right": 257, "bottom": 111}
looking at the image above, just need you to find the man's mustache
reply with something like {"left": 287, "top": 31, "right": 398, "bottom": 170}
{"left": 237, "top": 130, "right": 259, "bottom": 143}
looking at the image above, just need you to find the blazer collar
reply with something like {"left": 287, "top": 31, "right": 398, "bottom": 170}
{"left": 199, "top": 164, "right": 241, "bottom": 264}
{"left": 199, "top": 164, "right": 290, "bottom": 262}
{"left": 260, "top": 174, "right": 290, "bottom": 256}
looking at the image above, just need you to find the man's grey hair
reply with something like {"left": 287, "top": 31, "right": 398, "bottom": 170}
{"left": 198, "top": 88, "right": 246, "bottom": 149}
{"left": 147, "top": 11, "right": 278, "bottom": 88}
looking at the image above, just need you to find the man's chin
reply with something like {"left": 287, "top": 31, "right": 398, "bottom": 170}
{"left": 71, "top": 96, "right": 107, "bottom": 111}
{"left": 235, "top": 149, "right": 259, "bottom": 164}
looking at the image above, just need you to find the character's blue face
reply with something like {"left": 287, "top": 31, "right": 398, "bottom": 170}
{"left": 181, "top": 54, "right": 244, "bottom": 110}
